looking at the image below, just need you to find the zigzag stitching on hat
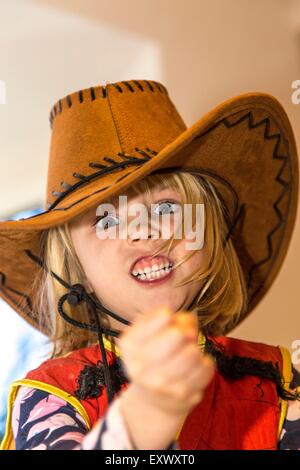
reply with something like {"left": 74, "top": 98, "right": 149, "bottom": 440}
{"left": 195, "top": 110, "right": 291, "bottom": 305}
{"left": 222, "top": 112, "right": 291, "bottom": 302}
{"left": 48, "top": 147, "right": 158, "bottom": 210}
{"left": 247, "top": 137, "right": 290, "bottom": 300}
{"left": 49, "top": 80, "right": 167, "bottom": 128}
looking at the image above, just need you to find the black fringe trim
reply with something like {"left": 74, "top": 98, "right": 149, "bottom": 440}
{"left": 74, "top": 357, "right": 129, "bottom": 400}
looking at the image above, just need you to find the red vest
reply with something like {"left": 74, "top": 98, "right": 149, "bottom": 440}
{"left": 22, "top": 336, "right": 285, "bottom": 450}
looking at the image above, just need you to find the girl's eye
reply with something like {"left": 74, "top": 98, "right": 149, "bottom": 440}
{"left": 93, "top": 201, "right": 180, "bottom": 229}
{"left": 153, "top": 200, "right": 181, "bottom": 216}
{"left": 93, "top": 212, "right": 120, "bottom": 230}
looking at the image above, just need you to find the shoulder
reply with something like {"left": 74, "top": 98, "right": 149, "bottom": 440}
{"left": 26, "top": 343, "right": 115, "bottom": 378}
{"left": 24, "top": 343, "right": 117, "bottom": 398}
{"left": 28, "top": 343, "right": 101, "bottom": 370}
{"left": 211, "top": 335, "right": 283, "bottom": 364}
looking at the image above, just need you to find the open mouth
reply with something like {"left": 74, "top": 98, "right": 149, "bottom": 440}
{"left": 130, "top": 255, "right": 174, "bottom": 283}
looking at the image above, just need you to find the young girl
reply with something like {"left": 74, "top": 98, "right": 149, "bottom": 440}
{"left": 0, "top": 79, "right": 299, "bottom": 450}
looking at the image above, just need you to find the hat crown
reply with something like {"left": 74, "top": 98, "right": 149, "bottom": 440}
{"left": 46, "top": 79, "right": 187, "bottom": 210}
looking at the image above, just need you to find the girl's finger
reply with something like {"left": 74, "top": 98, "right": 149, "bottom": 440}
{"left": 146, "top": 342, "right": 204, "bottom": 384}
{"left": 129, "top": 342, "right": 204, "bottom": 390}
{"left": 166, "top": 354, "right": 215, "bottom": 396}
{"left": 123, "top": 317, "right": 201, "bottom": 370}
{"left": 122, "top": 309, "right": 198, "bottom": 354}
{"left": 172, "top": 311, "right": 199, "bottom": 341}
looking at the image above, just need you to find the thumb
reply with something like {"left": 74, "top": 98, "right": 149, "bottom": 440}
{"left": 172, "top": 310, "right": 199, "bottom": 341}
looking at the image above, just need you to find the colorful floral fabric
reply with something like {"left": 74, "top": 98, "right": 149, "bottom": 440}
{"left": 11, "top": 386, "right": 178, "bottom": 450}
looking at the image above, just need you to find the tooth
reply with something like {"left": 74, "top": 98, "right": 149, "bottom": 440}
{"left": 159, "top": 263, "right": 164, "bottom": 270}
{"left": 138, "top": 269, "right": 144, "bottom": 274}
{"left": 146, "top": 273, "right": 152, "bottom": 279}
{"left": 140, "top": 274, "right": 146, "bottom": 280}
{"left": 132, "top": 270, "right": 138, "bottom": 276}
{"left": 152, "top": 264, "right": 159, "bottom": 271}
{"left": 144, "top": 267, "right": 151, "bottom": 274}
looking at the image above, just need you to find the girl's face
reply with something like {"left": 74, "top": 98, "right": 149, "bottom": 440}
{"left": 69, "top": 184, "right": 204, "bottom": 334}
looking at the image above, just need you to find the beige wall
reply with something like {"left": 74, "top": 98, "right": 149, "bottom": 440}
{"left": 0, "top": 0, "right": 299, "bottom": 368}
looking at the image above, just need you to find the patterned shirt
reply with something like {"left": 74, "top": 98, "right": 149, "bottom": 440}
{"left": 11, "top": 368, "right": 300, "bottom": 450}
{"left": 11, "top": 386, "right": 178, "bottom": 450}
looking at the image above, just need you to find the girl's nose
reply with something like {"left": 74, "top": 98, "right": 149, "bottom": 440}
{"left": 127, "top": 219, "right": 160, "bottom": 243}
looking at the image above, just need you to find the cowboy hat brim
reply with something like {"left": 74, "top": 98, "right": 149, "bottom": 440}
{"left": 0, "top": 91, "right": 298, "bottom": 335}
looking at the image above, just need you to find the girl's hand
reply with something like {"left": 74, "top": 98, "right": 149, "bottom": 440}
{"left": 118, "top": 306, "right": 215, "bottom": 417}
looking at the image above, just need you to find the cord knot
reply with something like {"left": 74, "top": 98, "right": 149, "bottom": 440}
{"left": 66, "top": 283, "right": 86, "bottom": 306}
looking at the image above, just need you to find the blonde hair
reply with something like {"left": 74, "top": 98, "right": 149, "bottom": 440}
{"left": 34, "top": 171, "right": 248, "bottom": 359}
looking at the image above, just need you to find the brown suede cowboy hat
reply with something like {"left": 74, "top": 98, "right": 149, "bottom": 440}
{"left": 0, "top": 79, "right": 298, "bottom": 337}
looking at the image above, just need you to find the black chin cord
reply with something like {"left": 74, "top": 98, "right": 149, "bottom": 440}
{"left": 25, "top": 249, "right": 131, "bottom": 404}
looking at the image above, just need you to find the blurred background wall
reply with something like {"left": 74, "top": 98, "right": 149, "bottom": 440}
{"left": 0, "top": 0, "right": 299, "bottom": 435}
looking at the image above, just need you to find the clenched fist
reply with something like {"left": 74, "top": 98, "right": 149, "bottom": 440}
{"left": 118, "top": 306, "right": 215, "bottom": 416}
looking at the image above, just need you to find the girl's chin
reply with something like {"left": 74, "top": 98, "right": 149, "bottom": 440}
{"left": 135, "top": 299, "right": 177, "bottom": 313}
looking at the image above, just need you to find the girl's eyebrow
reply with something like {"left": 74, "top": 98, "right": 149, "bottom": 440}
{"left": 91, "top": 190, "right": 181, "bottom": 215}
